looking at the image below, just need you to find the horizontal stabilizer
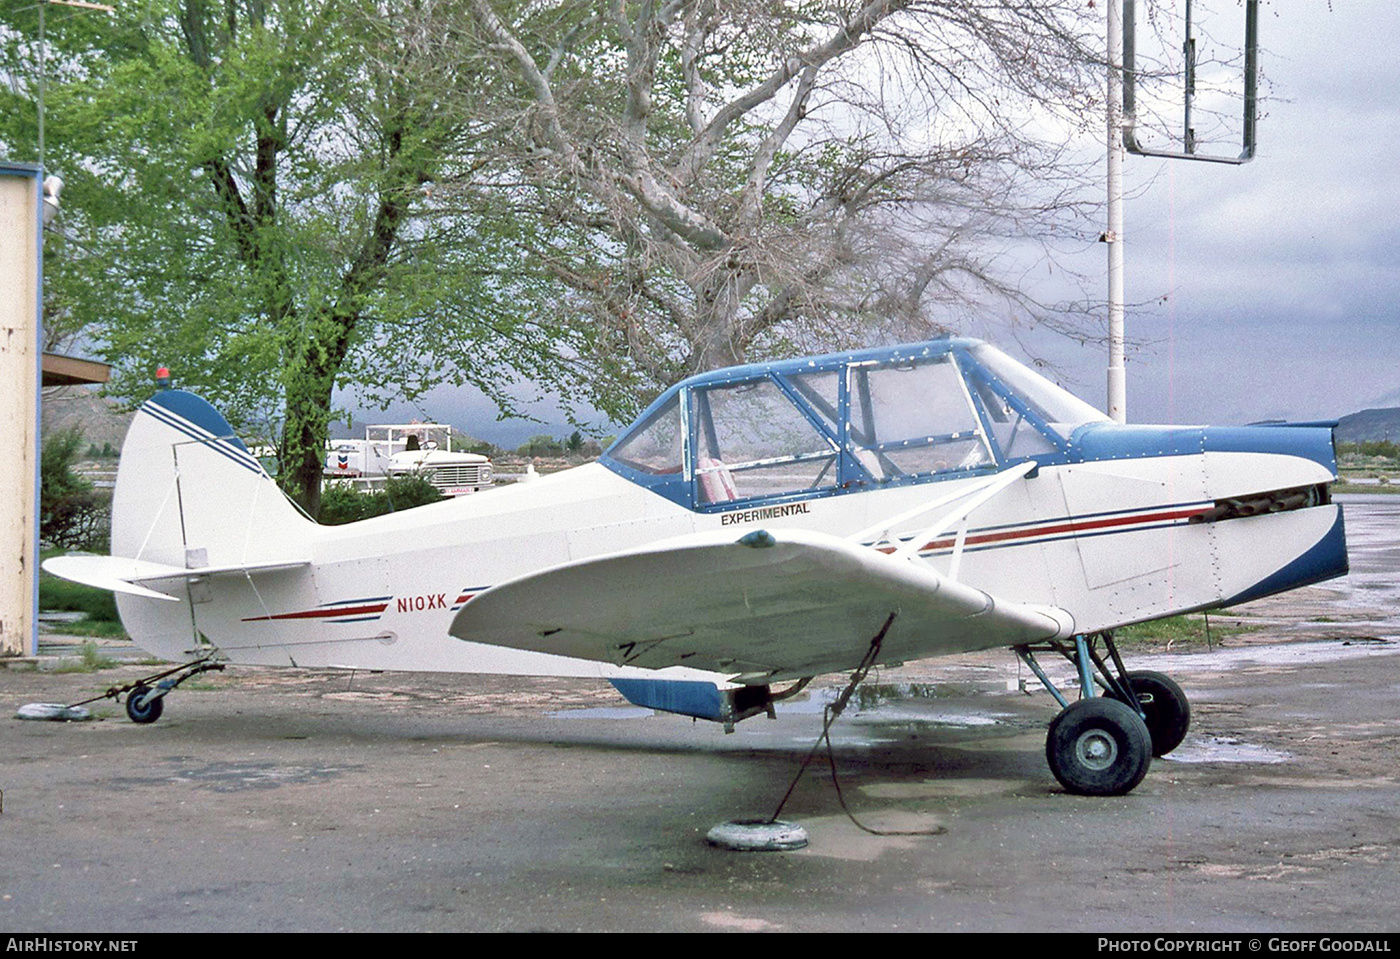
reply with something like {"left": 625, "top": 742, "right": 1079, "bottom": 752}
{"left": 43, "top": 554, "right": 310, "bottom": 602}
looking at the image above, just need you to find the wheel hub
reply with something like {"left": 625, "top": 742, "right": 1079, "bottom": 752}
{"left": 1074, "top": 729, "right": 1118, "bottom": 770}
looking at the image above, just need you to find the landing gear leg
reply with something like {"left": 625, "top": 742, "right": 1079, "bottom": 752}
{"left": 1016, "top": 632, "right": 1189, "bottom": 795}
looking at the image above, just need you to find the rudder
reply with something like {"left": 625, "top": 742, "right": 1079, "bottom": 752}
{"left": 110, "top": 391, "right": 313, "bottom": 658}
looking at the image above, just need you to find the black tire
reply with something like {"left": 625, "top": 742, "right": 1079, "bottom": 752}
{"left": 1110, "top": 670, "right": 1190, "bottom": 757}
{"left": 126, "top": 685, "right": 164, "bottom": 724}
{"left": 1045, "top": 697, "right": 1152, "bottom": 796}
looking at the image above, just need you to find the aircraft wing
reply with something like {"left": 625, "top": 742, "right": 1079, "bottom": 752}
{"left": 449, "top": 528, "right": 1073, "bottom": 682}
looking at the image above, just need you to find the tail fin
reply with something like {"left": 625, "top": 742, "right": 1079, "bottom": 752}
{"left": 112, "top": 391, "right": 312, "bottom": 567}
{"left": 83, "top": 391, "right": 314, "bottom": 659}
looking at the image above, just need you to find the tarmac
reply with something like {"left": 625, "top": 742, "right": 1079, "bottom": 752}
{"left": 1, "top": 495, "right": 1397, "bottom": 933}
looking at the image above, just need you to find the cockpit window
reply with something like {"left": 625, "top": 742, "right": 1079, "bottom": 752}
{"left": 609, "top": 393, "right": 683, "bottom": 475}
{"left": 966, "top": 373, "right": 1060, "bottom": 461}
{"left": 692, "top": 377, "right": 838, "bottom": 505}
{"left": 847, "top": 355, "right": 994, "bottom": 480}
{"left": 969, "top": 344, "right": 1110, "bottom": 440}
{"left": 601, "top": 338, "right": 1093, "bottom": 511}
{"left": 787, "top": 369, "right": 841, "bottom": 434}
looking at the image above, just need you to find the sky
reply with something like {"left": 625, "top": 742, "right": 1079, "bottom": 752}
{"left": 1079, "top": 0, "right": 1400, "bottom": 427}
{"left": 345, "top": 1, "right": 1400, "bottom": 447}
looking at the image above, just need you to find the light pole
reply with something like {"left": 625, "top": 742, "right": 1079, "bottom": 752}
{"left": 1108, "top": 0, "right": 1260, "bottom": 425}
{"left": 1106, "top": 0, "right": 1127, "bottom": 425}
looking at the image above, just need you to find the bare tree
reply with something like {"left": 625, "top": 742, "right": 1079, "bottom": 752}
{"left": 446, "top": 0, "right": 1108, "bottom": 395}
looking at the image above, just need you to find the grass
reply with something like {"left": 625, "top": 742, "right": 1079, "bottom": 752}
{"left": 1112, "top": 614, "right": 1258, "bottom": 652}
{"left": 49, "top": 618, "right": 129, "bottom": 638}
{"left": 1332, "top": 481, "right": 1400, "bottom": 495}
{"left": 51, "top": 641, "right": 121, "bottom": 673}
{"left": 38, "top": 569, "right": 121, "bottom": 622}
{"left": 39, "top": 548, "right": 128, "bottom": 639}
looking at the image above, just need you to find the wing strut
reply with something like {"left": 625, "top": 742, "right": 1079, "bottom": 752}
{"left": 765, "top": 613, "right": 944, "bottom": 838}
{"left": 847, "top": 460, "right": 1038, "bottom": 580}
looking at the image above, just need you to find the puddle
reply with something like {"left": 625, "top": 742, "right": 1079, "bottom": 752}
{"left": 1162, "top": 735, "right": 1291, "bottom": 764}
{"left": 1321, "top": 496, "right": 1400, "bottom": 632}
{"left": 777, "top": 685, "right": 1005, "bottom": 728}
{"left": 546, "top": 705, "right": 655, "bottom": 720}
{"left": 1138, "top": 638, "right": 1398, "bottom": 676}
{"left": 853, "top": 710, "right": 1002, "bottom": 727}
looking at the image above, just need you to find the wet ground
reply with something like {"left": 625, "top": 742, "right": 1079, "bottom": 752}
{"left": 2, "top": 495, "right": 1397, "bottom": 932}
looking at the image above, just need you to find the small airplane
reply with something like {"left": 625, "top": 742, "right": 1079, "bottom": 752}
{"left": 44, "top": 337, "right": 1348, "bottom": 796}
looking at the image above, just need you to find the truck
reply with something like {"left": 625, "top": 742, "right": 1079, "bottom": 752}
{"left": 325, "top": 423, "right": 493, "bottom": 496}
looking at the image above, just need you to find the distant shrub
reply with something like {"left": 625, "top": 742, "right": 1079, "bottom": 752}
{"left": 516, "top": 434, "right": 565, "bottom": 458}
{"left": 41, "top": 427, "right": 111, "bottom": 551}
{"left": 1337, "top": 440, "right": 1400, "bottom": 464}
{"left": 318, "top": 476, "right": 446, "bottom": 525}
{"left": 463, "top": 439, "right": 504, "bottom": 457}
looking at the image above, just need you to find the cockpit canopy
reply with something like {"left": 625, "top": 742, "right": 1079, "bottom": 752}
{"left": 601, "top": 338, "right": 1109, "bottom": 511}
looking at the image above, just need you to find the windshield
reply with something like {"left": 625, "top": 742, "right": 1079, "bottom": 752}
{"left": 608, "top": 394, "right": 684, "bottom": 474}
{"left": 969, "top": 345, "right": 1110, "bottom": 439}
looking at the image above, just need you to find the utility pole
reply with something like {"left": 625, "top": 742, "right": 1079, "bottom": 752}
{"left": 1107, "top": 0, "right": 1259, "bottom": 424}
{"left": 1106, "top": 0, "right": 1127, "bottom": 425}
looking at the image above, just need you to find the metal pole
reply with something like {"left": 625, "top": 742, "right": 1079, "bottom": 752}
{"left": 38, "top": 0, "right": 45, "bottom": 170}
{"left": 1106, "top": 0, "right": 1127, "bottom": 425}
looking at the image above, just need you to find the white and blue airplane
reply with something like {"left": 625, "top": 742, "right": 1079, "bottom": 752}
{"left": 44, "top": 337, "right": 1347, "bottom": 796}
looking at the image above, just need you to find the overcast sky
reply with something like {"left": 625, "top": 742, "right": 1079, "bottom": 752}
{"left": 347, "top": 1, "right": 1400, "bottom": 446}
{"left": 1069, "top": 0, "right": 1400, "bottom": 427}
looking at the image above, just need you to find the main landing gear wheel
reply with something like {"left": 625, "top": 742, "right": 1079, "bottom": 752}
{"left": 125, "top": 685, "right": 164, "bottom": 724}
{"left": 1046, "top": 698, "right": 1152, "bottom": 796}
{"left": 1110, "top": 670, "right": 1190, "bottom": 757}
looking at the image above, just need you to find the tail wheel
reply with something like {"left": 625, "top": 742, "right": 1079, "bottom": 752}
{"left": 1111, "top": 670, "right": 1190, "bottom": 757}
{"left": 126, "top": 685, "right": 164, "bottom": 724}
{"left": 1046, "top": 697, "right": 1152, "bottom": 796}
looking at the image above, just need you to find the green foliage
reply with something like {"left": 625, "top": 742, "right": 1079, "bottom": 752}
{"left": 41, "top": 428, "right": 89, "bottom": 501}
{"left": 318, "top": 476, "right": 446, "bottom": 526}
{"left": 3, "top": 0, "right": 632, "bottom": 518}
{"left": 1337, "top": 440, "right": 1400, "bottom": 463}
{"left": 38, "top": 557, "right": 122, "bottom": 624}
{"left": 51, "top": 618, "right": 129, "bottom": 639}
{"left": 4, "top": 0, "right": 1106, "bottom": 511}
{"left": 52, "top": 641, "right": 121, "bottom": 673}
{"left": 40, "top": 428, "right": 111, "bottom": 550}
{"left": 516, "top": 434, "right": 565, "bottom": 458}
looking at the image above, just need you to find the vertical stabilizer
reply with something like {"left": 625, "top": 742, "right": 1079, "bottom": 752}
{"left": 109, "top": 391, "right": 313, "bottom": 659}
